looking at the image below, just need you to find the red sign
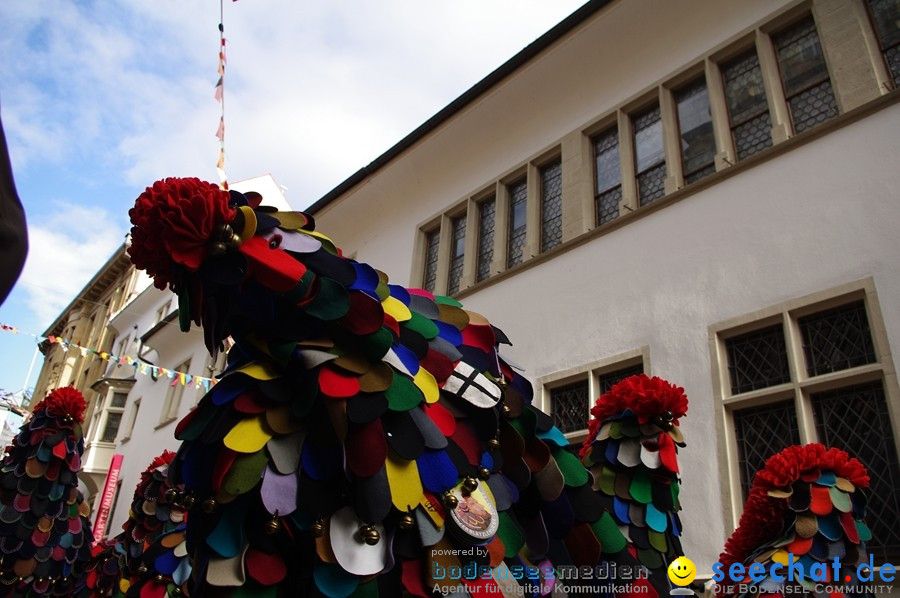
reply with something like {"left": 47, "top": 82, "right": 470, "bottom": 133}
{"left": 93, "top": 453, "right": 124, "bottom": 542}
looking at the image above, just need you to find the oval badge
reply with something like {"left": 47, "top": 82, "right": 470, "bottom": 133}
{"left": 447, "top": 482, "right": 499, "bottom": 545}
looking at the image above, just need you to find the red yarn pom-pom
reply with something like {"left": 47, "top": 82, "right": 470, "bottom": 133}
{"left": 128, "top": 177, "right": 235, "bottom": 290}
{"left": 33, "top": 386, "right": 87, "bottom": 423}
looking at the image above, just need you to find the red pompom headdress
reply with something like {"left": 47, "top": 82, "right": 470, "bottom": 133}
{"left": 128, "top": 177, "right": 236, "bottom": 291}
{"left": 32, "top": 386, "right": 87, "bottom": 423}
{"left": 718, "top": 443, "right": 870, "bottom": 573}
{"left": 580, "top": 374, "right": 688, "bottom": 458}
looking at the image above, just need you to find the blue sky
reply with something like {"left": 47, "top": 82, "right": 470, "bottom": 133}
{"left": 0, "top": 0, "right": 587, "bottom": 401}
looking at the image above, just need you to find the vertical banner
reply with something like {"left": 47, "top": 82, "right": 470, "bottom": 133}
{"left": 93, "top": 453, "right": 124, "bottom": 542}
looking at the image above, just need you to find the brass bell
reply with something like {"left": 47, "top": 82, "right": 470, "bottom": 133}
{"left": 138, "top": 565, "right": 148, "bottom": 574}
{"left": 477, "top": 467, "right": 491, "bottom": 481}
{"left": 155, "top": 574, "right": 164, "bottom": 583}
{"left": 442, "top": 493, "right": 458, "bottom": 509}
{"left": 311, "top": 519, "right": 325, "bottom": 538}
{"left": 501, "top": 404, "right": 511, "bottom": 416}
{"left": 182, "top": 495, "right": 196, "bottom": 510}
{"left": 209, "top": 241, "right": 227, "bottom": 256}
{"left": 398, "top": 512, "right": 415, "bottom": 530}
{"left": 265, "top": 517, "right": 281, "bottom": 535}
{"left": 462, "top": 477, "right": 479, "bottom": 493}
{"left": 359, "top": 524, "right": 380, "bottom": 546}
{"left": 488, "top": 437, "right": 500, "bottom": 450}
{"left": 201, "top": 498, "right": 217, "bottom": 514}
{"left": 164, "top": 488, "right": 178, "bottom": 502}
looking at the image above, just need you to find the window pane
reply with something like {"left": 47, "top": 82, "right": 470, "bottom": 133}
{"left": 733, "top": 401, "right": 801, "bottom": 500}
{"left": 725, "top": 324, "right": 791, "bottom": 394}
{"left": 594, "top": 128, "right": 621, "bottom": 195}
{"left": 507, "top": 179, "right": 527, "bottom": 268}
{"left": 447, "top": 215, "right": 466, "bottom": 295}
{"left": 598, "top": 363, "right": 644, "bottom": 395}
{"left": 866, "top": 0, "right": 900, "bottom": 85}
{"left": 633, "top": 106, "right": 664, "bottom": 173}
{"left": 540, "top": 160, "right": 563, "bottom": 253}
{"left": 110, "top": 392, "right": 128, "bottom": 408}
{"left": 723, "top": 50, "right": 773, "bottom": 160}
{"left": 676, "top": 78, "right": 716, "bottom": 182}
{"left": 633, "top": 106, "right": 666, "bottom": 205}
{"left": 775, "top": 17, "right": 837, "bottom": 133}
{"left": 812, "top": 381, "right": 900, "bottom": 562}
{"left": 799, "top": 300, "right": 877, "bottom": 377}
{"left": 551, "top": 380, "right": 589, "bottom": 434}
{"left": 596, "top": 187, "right": 622, "bottom": 227}
{"left": 476, "top": 197, "right": 495, "bottom": 283}
{"left": 423, "top": 229, "right": 440, "bottom": 292}
{"left": 101, "top": 413, "right": 122, "bottom": 443}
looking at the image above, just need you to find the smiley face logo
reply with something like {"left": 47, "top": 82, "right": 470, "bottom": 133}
{"left": 667, "top": 556, "right": 697, "bottom": 587}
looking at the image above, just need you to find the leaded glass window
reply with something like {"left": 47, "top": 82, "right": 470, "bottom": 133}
{"left": 476, "top": 196, "right": 495, "bottom": 283}
{"left": 633, "top": 106, "right": 666, "bottom": 206}
{"left": 812, "top": 382, "right": 900, "bottom": 562}
{"left": 866, "top": 0, "right": 900, "bottom": 87}
{"left": 598, "top": 363, "right": 644, "bottom": 395}
{"left": 447, "top": 214, "right": 466, "bottom": 295}
{"left": 774, "top": 17, "right": 838, "bottom": 134}
{"left": 540, "top": 160, "right": 562, "bottom": 253}
{"left": 799, "top": 300, "right": 876, "bottom": 377}
{"left": 101, "top": 412, "right": 122, "bottom": 443}
{"left": 676, "top": 77, "right": 716, "bottom": 184}
{"left": 593, "top": 128, "right": 621, "bottom": 226}
{"left": 110, "top": 392, "right": 128, "bottom": 408}
{"left": 723, "top": 50, "right": 773, "bottom": 160}
{"left": 507, "top": 179, "right": 527, "bottom": 268}
{"left": 551, "top": 380, "right": 589, "bottom": 434}
{"left": 734, "top": 401, "right": 801, "bottom": 500}
{"left": 725, "top": 324, "right": 791, "bottom": 394}
{"left": 422, "top": 229, "right": 440, "bottom": 293}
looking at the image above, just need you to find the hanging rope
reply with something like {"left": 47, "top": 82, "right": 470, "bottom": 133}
{"left": 214, "top": 0, "right": 228, "bottom": 189}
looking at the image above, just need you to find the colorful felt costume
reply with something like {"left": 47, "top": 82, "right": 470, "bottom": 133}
{"left": 86, "top": 451, "right": 190, "bottom": 598}
{"left": 580, "top": 374, "right": 688, "bottom": 598}
{"left": 127, "top": 177, "right": 621, "bottom": 597}
{"left": 0, "top": 387, "right": 94, "bottom": 597}
{"left": 718, "top": 444, "right": 872, "bottom": 598}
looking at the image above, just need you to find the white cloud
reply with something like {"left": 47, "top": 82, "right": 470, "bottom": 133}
{"left": 0, "top": 0, "right": 586, "bottom": 324}
{"left": 17, "top": 203, "right": 126, "bottom": 324}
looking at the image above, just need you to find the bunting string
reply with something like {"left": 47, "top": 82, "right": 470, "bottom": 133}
{"left": 0, "top": 323, "right": 219, "bottom": 392}
{"left": 214, "top": 0, "right": 228, "bottom": 189}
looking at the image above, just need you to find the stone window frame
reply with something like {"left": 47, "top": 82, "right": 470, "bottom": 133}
{"left": 536, "top": 347, "right": 649, "bottom": 444}
{"left": 708, "top": 278, "right": 900, "bottom": 543}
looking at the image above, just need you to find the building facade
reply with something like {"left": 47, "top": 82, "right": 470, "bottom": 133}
{"left": 301, "top": 0, "right": 900, "bottom": 576}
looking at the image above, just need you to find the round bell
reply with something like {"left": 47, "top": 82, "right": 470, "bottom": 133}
{"left": 265, "top": 517, "right": 281, "bottom": 535}
{"left": 164, "top": 488, "right": 178, "bottom": 502}
{"left": 443, "top": 493, "right": 459, "bottom": 509}
{"left": 462, "top": 477, "right": 479, "bottom": 493}
{"left": 359, "top": 524, "right": 380, "bottom": 546}
{"left": 311, "top": 519, "right": 325, "bottom": 538}
{"left": 488, "top": 437, "right": 500, "bottom": 450}
{"left": 201, "top": 498, "right": 217, "bottom": 514}
{"left": 501, "top": 404, "right": 511, "bottom": 416}
{"left": 477, "top": 467, "right": 491, "bottom": 480}
{"left": 398, "top": 512, "right": 415, "bottom": 530}
{"left": 182, "top": 495, "right": 196, "bottom": 510}
{"left": 209, "top": 241, "right": 227, "bottom": 256}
